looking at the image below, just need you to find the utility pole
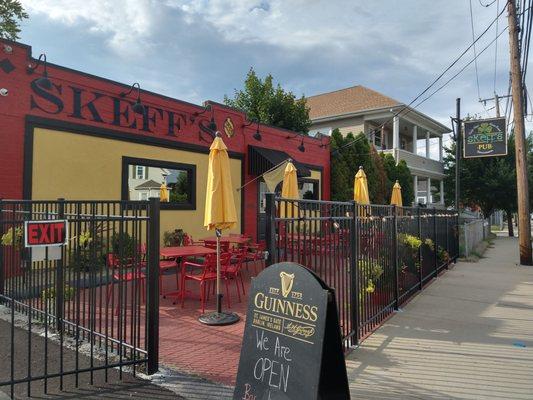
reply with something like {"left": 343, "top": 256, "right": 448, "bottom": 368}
{"left": 479, "top": 93, "right": 511, "bottom": 118}
{"left": 507, "top": 0, "right": 533, "bottom": 265}
{"left": 455, "top": 98, "right": 461, "bottom": 211}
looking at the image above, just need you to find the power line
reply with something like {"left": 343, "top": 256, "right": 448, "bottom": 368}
{"left": 494, "top": 0, "right": 500, "bottom": 93}
{"left": 336, "top": 0, "right": 510, "bottom": 154}
{"left": 414, "top": 26, "right": 509, "bottom": 111}
{"left": 469, "top": 0, "right": 483, "bottom": 99}
{"left": 479, "top": 0, "right": 498, "bottom": 6}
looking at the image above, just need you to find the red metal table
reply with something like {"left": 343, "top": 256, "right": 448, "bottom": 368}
{"left": 200, "top": 236, "right": 251, "bottom": 245}
{"left": 160, "top": 246, "right": 217, "bottom": 300}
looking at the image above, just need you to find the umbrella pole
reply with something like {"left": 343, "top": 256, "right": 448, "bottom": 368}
{"left": 216, "top": 231, "right": 222, "bottom": 314}
{"left": 198, "top": 228, "right": 240, "bottom": 326}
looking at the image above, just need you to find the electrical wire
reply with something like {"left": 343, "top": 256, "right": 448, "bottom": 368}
{"left": 494, "top": 0, "right": 500, "bottom": 93}
{"left": 414, "top": 27, "right": 508, "bottom": 112}
{"left": 335, "top": 0, "right": 510, "bottom": 154}
{"left": 469, "top": 0, "right": 483, "bottom": 100}
{"left": 479, "top": 0, "right": 498, "bottom": 6}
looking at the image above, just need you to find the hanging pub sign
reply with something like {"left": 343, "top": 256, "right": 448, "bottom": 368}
{"left": 233, "top": 262, "right": 350, "bottom": 400}
{"left": 463, "top": 117, "right": 507, "bottom": 158}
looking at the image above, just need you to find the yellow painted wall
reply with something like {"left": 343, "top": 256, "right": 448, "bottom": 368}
{"left": 31, "top": 128, "right": 242, "bottom": 241}
{"left": 309, "top": 169, "right": 322, "bottom": 198}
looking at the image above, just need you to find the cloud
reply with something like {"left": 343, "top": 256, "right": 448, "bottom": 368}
{"left": 20, "top": 0, "right": 526, "bottom": 132}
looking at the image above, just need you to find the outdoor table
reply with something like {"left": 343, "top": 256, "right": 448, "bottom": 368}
{"left": 159, "top": 245, "right": 217, "bottom": 300}
{"left": 200, "top": 236, "right": 252, "bottom": 245}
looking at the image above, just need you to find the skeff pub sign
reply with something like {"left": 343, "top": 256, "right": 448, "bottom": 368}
{"left": 463, "top": 117, "right": 507, "bottom": 158}
{"left": 24, "top": 220, "right": 68, "bottom": 248}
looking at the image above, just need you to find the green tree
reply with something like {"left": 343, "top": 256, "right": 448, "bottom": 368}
{"left": 382, "top": 154, "right": 414, "bottom": 206}
{"left": 224, "top": 68, "right": 311, "bottom": 134}
{"left": 0, "top": 0, "right": 27, "bottom": 41}
{"left": 330, "top": 129, "right": 411, "bottom": 204}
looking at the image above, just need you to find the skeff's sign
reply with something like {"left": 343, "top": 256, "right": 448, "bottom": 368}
{"left": 24, "top": 220, "right": 68, "bottom": 247}
{"left": 463, "top": 117, "right": 507, "bottom": 158}
{"left": 29, "top": 79, "right": 217, "bottom": 139}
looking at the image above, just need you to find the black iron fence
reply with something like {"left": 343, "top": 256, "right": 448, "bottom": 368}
{"left": 0, "top": 199, "right": 160, "bottom": 398}
{"left": 265, "top": 194, "right": 459, "bottom": 350}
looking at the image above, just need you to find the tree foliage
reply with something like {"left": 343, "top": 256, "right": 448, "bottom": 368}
{"left": 0, "top": 0, "right": 27, "bottom": 41}
{"left": 330, "top": 129, "right": 413, "bottom": 204}
{"left": 382, "top": 154, "right": 414, "bottom": 206}
{"left": 224, "top": 68, "right": 311, "bottom": 134}
{"left": 444, "top": 131, "right": 533, "bottom": 217}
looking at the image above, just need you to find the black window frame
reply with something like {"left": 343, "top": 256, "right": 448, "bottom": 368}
{"left": 298, "top": 178, "right": 320, "bottom": 200}
{"left": 121, "top": 156, "right": 196, "bottom": 210}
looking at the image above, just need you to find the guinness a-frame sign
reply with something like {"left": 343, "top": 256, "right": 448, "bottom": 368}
{"left": 233, "top": 262, "right": 350, "bottom": 400}
{"left": 463, "top": 117, "right": 507, "bottom": 158}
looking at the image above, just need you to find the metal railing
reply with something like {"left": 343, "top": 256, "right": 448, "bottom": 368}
{"left": 0, "top": 199, "right": 160, "bottom": 398}
{"left": 265, "top": 194, "right": 459, "bottom": 350}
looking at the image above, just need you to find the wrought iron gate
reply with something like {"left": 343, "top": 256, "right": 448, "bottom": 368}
{"left": 0, "top": 199, "right": 160, "bottom": 398}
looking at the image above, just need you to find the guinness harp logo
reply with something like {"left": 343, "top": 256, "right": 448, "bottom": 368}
{"left": 224, "top": 117, "right": 235, "bottom": 138}
{"left": 280, "top": 272, "right": 295, "bottom": 298}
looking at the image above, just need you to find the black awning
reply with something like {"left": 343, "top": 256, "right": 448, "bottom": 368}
{"left": 248, "top": 145, "right": 311, "bottom": 177}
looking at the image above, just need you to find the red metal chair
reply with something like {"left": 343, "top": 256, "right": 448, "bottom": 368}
{"left": 223, "top": 247, "right": 247, "bottom": 302}
{"left": 106, "top": 253, "right": 146, "bottom": 315}
{"left": 245, "top": 241, "right": 266, "bottom": 274}
{"left": 159, "top": 257, "right": 179, "bottom": 297}
{"left": 180, "top": 253, "right": 232, "bottom": 313}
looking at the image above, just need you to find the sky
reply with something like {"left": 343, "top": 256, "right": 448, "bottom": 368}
{"left": 18, "top": 0, "right": 530, "bottom": 141}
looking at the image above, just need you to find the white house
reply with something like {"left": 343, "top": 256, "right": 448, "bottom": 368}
{"left": 307, "top": 85, "right": 451, "bottom": 206}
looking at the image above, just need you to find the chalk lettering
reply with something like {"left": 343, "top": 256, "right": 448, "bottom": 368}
{"left": 256, "top": 330, "right": 269, "bottom": 351}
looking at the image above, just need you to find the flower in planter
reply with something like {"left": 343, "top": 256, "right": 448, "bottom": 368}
{"left": 424, "top": 238, "right": 435, "bottom": 250}
{"left": 41, "top": 285, "right": 76, "bottom": 301}
{"left": 399, "top": 233, "right": 422, "bottom": 250}
{"left": 1, "top": 226, "right": 23, "bottom": 248}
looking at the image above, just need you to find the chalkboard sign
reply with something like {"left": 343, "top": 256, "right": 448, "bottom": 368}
{"left": 463, "top": 117, "right": 507, "bottom": 158}
{"left": 233, "top": 262, "right": 350, "bottom": 400}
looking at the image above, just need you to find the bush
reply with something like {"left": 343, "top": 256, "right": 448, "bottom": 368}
{"left": 358, "top": 260, "right": 384, "bottom": 293}
{"left": 163, "top": 229, "right": 186, "bottom": 247}
{"left": 111, "top": 232, "right": 136, "bottom": 260}
{"left": 1, "top": 226, "right": 23, "bottom": 248}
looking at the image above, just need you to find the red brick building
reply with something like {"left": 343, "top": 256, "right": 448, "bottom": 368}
{"left": 0, "top": 40, "right": 330, "bottom": 241}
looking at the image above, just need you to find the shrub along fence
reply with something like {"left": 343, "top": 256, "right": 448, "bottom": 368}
{"left": 265, "top": 194, "right": 459, "bottom": 350}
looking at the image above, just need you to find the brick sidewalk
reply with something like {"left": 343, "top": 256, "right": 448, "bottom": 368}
{"left": 157, "top": 263, "right": 256, "bottom": 386}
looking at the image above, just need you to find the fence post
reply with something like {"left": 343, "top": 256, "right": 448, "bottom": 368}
{"left": 350, "top": 201, "right": 359, "bottom": 346}
{"left": 265, "top": 193, "right": 277, "bottom": 266}
{"left": 417, "top": 207, "right": 422, "bottom": 290}
{"left": 445, "top": 215, "right": 449, "bottom": 269}
{"left": 463, "top": 221, "right": 468, "bottom": 258}
{"left": 56, "top": 198, "right": 65, "bottom": 332}
{"left": 147, "top": 198, "right": 160, "bottom": 374}
{"left": 0, "top": 199, "right": 4, "bottom": 297}
{"left": 393, "top": 205, "right": 399, "bottom": 310}
{"left": 433, "top": 209, "right": 438, "bottom": 278}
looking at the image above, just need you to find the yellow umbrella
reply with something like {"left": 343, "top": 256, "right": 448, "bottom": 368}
{"left": 280, "top": 161, "right": 299, "bottom": 218}
{"left": 354, "top": 166, "right": 370, "bottom": 204}
{"left": 390, "top": 180, "right": 403, "bottom": 206}
{"left": 200, "top": 134, "right": 239, "bottom": 325}
{"left": 160, "top": 183, "right": 169, "bottom": 202}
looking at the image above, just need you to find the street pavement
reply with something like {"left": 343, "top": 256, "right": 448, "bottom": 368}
{"left": 345, "top": 236, "right": 533, "bottom": 399}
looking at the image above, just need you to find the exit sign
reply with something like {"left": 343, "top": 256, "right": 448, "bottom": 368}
{"left": 24, "top": 220, "right": 69, "bottom": 248}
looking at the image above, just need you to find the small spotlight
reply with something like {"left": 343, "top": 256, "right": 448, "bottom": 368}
{"left": 120, "top": 82, "right": 145, "bottom": 114}
{"left": 27, "top": 53, "right": 52, "bottom": 90}
{"left": 253, "top": 124, "right": 262, "bottom": 141}
{"left": 298, "top": 138, "right": 305, "bottom": 152}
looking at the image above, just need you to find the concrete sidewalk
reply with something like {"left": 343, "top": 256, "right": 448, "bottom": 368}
{"left": 346, "top": 237, "right": 533, "bottom": 400}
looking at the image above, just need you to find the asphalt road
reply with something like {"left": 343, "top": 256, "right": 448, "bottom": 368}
{"left": 0, "top": 318, "right": 180, "bottom": 399}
